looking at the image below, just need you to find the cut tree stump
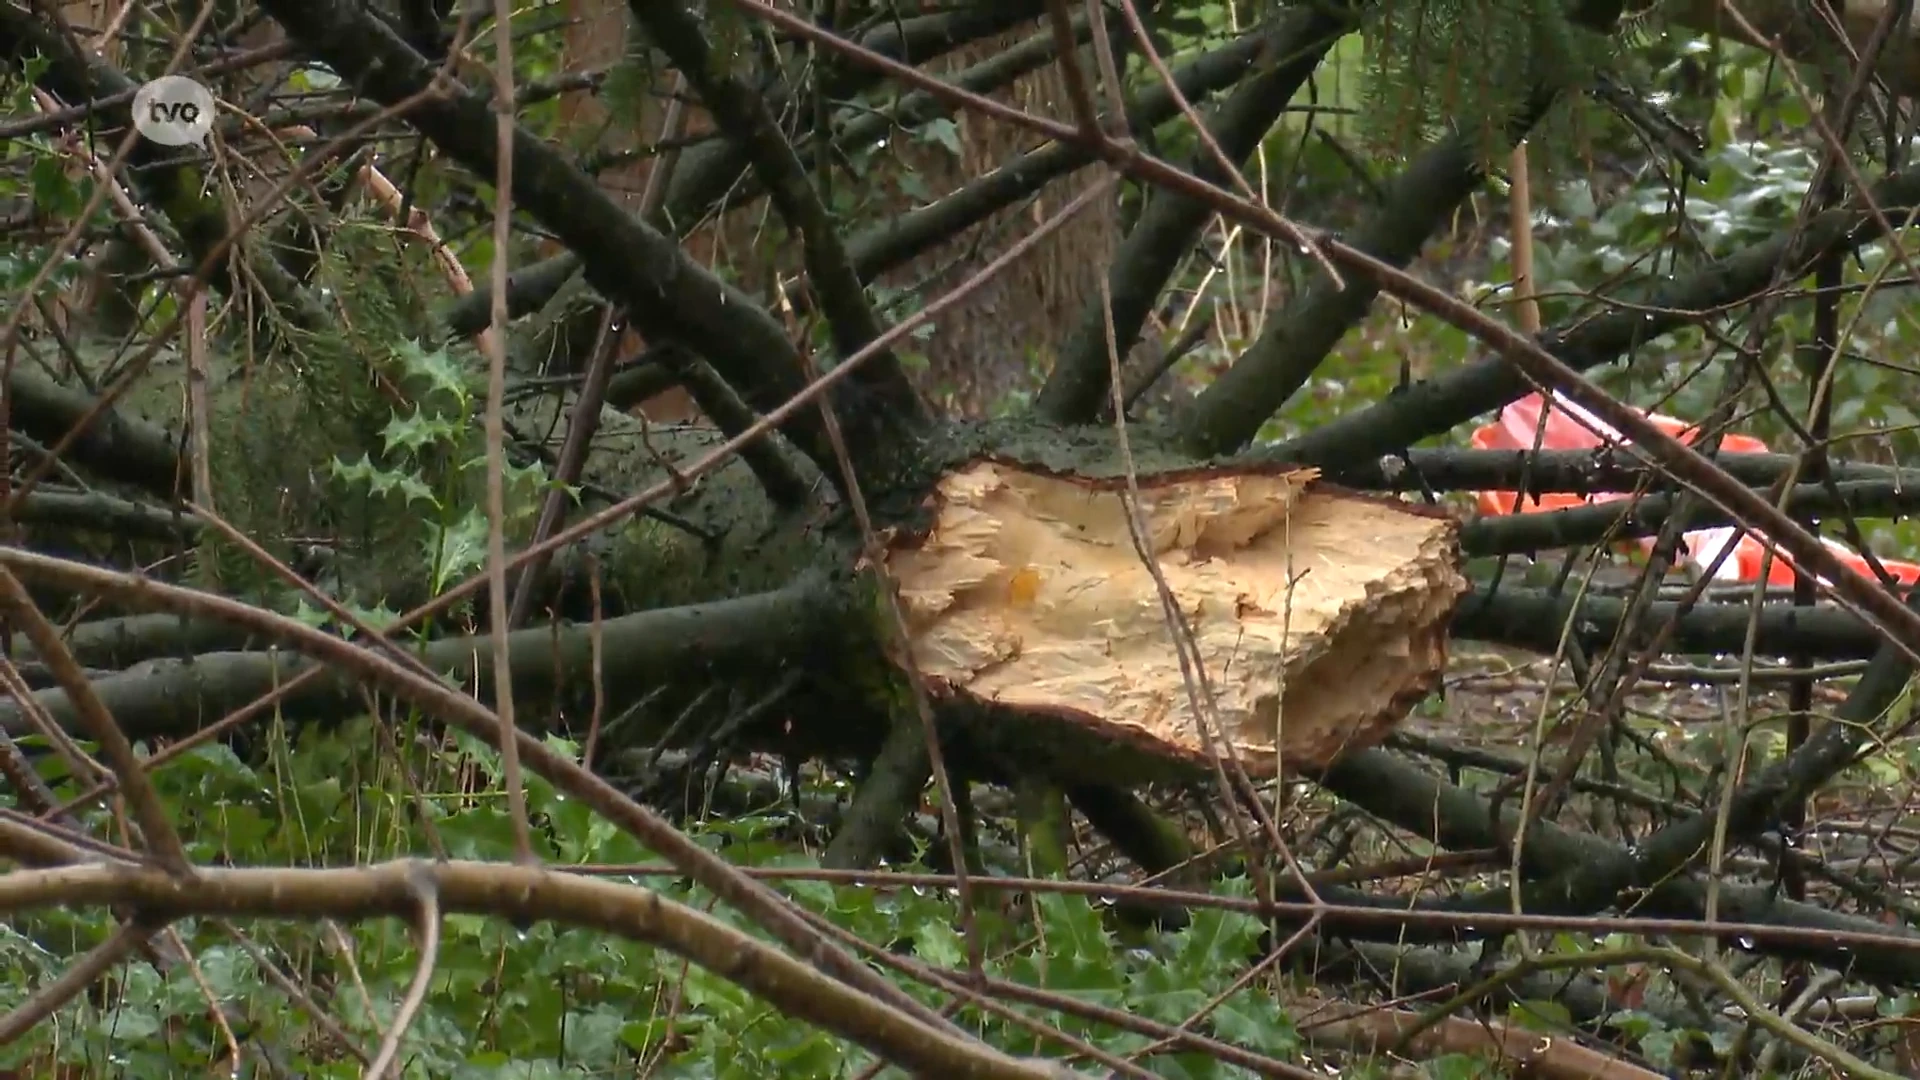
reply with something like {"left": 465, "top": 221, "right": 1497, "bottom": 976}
{"left": 885, "top": 460, "right": 1467, "bottom": 777}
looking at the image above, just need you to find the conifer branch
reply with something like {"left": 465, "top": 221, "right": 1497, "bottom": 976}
{"left": 252, "top": 0, "right": 883, "bottom": 481}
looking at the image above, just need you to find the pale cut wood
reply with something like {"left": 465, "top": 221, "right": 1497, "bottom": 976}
{"left": 886, "top": 461, "right": 1466, "bottom": 775}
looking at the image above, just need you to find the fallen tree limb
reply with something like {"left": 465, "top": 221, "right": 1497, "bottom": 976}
{"left": 0, "top": 579, "right": 838, "bottom": 742}
{"left": 1323, "top": 447, "right": 1920, "bottom": 496}
{"left": 1666, "top": 0, "right": 1920, "bottom": 99}
{"left": 1311, "top": 747, "right": 1920, "bottom": 984}
{"left": 1291, "top": 991, "right": 1666, "bottom": 1080}
{"left": 1458, "top": 478, "right": 1920, "bottom": 555}
{"left": 1452, "top": 585, "right": 1890, "bottom": 657}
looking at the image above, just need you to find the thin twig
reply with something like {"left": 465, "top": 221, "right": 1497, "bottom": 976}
{"left": 0, "top": 566, "right": 189, "bottom": 871}
{"left": 364, "top": 869, "right": 442, "bottom": 1079}
{"left": 484, "top": 0, "right": 535, "bottom": 866}
{"left": 0, "top": 917, "right": 153, "bottom": 1045}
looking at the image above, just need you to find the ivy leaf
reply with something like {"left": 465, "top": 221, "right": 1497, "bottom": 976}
{"left": 914, "top": 920, "right": 967, "bottom": 970}
{"left": 1209, "top": 997, "right": 1297, "bottom": 1054}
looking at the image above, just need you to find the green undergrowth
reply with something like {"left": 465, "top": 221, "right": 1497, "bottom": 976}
{"left": 2, "top": 722, "right": 1310, "bottom": 1080}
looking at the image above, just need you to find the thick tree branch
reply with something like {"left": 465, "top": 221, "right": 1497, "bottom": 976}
{"left": 1451, "top": 586, "right": 1889, "bottom": 658}
{"left": 2, "top": 368, "right": 179, "bottom": 497}
{"left": 14, "top": 488, "right": 198, "bottom": 541}
{"left": 0, "top": 547, "right": 976, "bottom": 1033}
{"left": 1459, "top": 478, "right": 1920, "bottom": 555}
{"left": 1035, "top": 5, "right": 1357, "bottom": 423}
{"left": 1312, "top": 748, "right": 1920, "bottom": 984}
{"left": 8, "top": 613, "right": 256, "bottom": 673}
{"left": 694, "top": 7, "right": 1103, "bottom": 248}
{"left": 1667, "top": 0, "right": 1920, "bottom": 98}
{"left": 0, "top": 859, "right": 1066, "bottom": 1080}
{"left": 843, "top": 27, "right": 1270, "bottom": 279}
{"left": 662, "top": 1, "right": 1049, "bottom": 228}
{"left": 1, "top": 4, "right": 330, "bottom": 330}
{"left": 442, "top": 255, "right": 584, "bottom": 341}
{"left": 1171, "top": 0, "right": 1646, "bottom": 456}
{"left": 1317, "top": 447, "right": 1920, "bottom": 494}
{"left": 444, "top": 23, "right": 1268, "bottom": 344}
{"left": 1494, "top": 581, "right": 1920, "bottom": 923}
{"left": 1316, "top": 577, "right": 1920, "bottom": 983}
{"left": 631, "top": 0, "right": 927, "bottom": 439}
{"left": 443, "top": 2, "right": 1053, "bottom": 341}
{"left": 0, "top": 581, "right": 839, "bottom": 743}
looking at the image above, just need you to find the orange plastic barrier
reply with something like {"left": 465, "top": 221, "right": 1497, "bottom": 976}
{"left": 1470, "top": 392, "right": 1920, "bottom": 587}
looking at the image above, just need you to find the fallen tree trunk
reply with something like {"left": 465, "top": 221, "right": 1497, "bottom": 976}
{"left": 0, "top": 433, "right": 1468, "bottom": 792}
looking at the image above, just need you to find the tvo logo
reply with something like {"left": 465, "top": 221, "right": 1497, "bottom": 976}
{"left": 132, "top": 76, "right": 215, "bottom": 148}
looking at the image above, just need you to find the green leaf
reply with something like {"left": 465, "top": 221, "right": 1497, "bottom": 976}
{"left": 427, "top": 509, "right": 490, "bottom": 590}
{"left": 1210, "top": 997, "right": 1297, "bottom": 1053}
{"left": 383, "top": 407, "right": 464, "bottom": 455}
{"left": 917, "top": 118, "right": 962, "bottom": 158}
{"left": 395, "top": 339, "right": 473, "bottom": 405}
{"left": 1509, "top": 997, "right": 1573, "bottom": 1032}
{"left": 914, "top": 919, "right": 967, "bottom": 970}
{"left": 330, "top": 453, "right": 437, "bottom": 506}
{"left": 28, "top": 153, "right": 80, "bottom": 219}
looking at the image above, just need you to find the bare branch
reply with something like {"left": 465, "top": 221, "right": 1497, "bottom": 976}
{"left": 0, "top": 566, "right": 190, "bottom": 872}
{"left": 630, "top": 0, "right": 929, "bottom": 442}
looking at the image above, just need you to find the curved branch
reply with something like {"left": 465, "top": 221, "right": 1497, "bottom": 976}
{"left": 0, "top": 859, "right": 1065, "bottom": 1080}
